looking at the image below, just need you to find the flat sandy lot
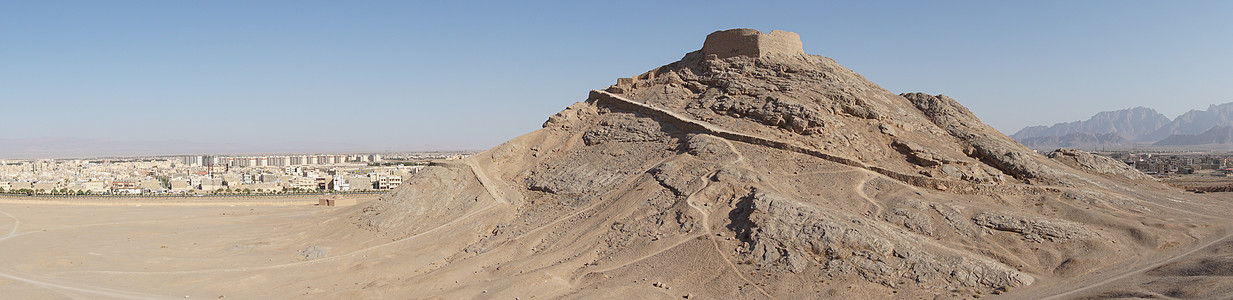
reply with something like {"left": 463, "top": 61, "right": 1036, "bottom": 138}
{"left": 0, "top": 194, "right": 382, "bottom": 299}
{"left": 5, "top": 188, "right": 1233, "bottom": 299}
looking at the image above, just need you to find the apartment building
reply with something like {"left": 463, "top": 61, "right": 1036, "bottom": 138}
{"left": 375, "top": 175, "right": 402, "bottom": 190}
{"left": 112, "top": 181, "right": 140, "bottom": 194}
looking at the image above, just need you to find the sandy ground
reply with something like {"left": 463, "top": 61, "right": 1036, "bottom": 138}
{"left": 2, "top": 185, "right": 1233, "bottom": 299}
{"left": 0, "top": 194, "right": 381, "bottom": 299}
{"left": 8, "top": 34, "right": 1233, "bottom": 297}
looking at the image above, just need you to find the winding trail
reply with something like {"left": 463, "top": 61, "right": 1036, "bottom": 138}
{"left": 0, "top": 266, "right": 168, "bottom": 300}
{"left": 597, "top": 90, "right": 1233, "bottom": 298}
{"left": 0, "top": 209, "right": 19, "bottom": 242}
{"left": 580, "top": 137, "right": 775, "bottom": 298}
{"left": 1016, "top": 182, "right": 1233, "bottom": 299}
{"left": 1027, "top": 188, "right": 1233, "bottom": 300}
{"left": 586, "top": 233, "right": 704, "bottom": 275}
{"left": 852, "top": 172, "right": 884, "bottom": 217}
{"left": 507, "top": 156, "right": 676, "bottom": 246}
{"left": 700, "top": 137, "right": 776, "bottom": 299}
{"left": 590, "top": 90, "right": 998, "bottom": 194}
{"left": 1041, "top": 229, "right": 1233, "bottom": 300}
{"left": 584, "top": 174, "right": 776, "bottom": 299}
{"left": 687, "top": 183, "right": 776, "bottom": 300}
{"left": 465, "top": 159, "right": 512, "bottom": 205}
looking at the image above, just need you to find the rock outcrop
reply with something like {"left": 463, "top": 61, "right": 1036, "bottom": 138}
{"left": 1047, "top": 148, "right": 1154, "bottom": 181}
{"left": 902, "top": 92, "right": 1074, "bottom": 185}
{"left": 352, "top": 29, "right": 1218, "bottom": 299}
{"left": 739, "top": 190, "right": 1035, "bottom": 289}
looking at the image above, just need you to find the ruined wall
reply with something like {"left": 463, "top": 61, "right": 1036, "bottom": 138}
{"left": 700, "top": 28, "right": 805, "bottom": 59}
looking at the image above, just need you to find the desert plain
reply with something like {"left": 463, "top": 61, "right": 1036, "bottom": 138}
{"left": 5, "top": 29, "right": 1233, "bottom": 299}
{"left": 0, "top": 195, "right": 393, "bottom": 299}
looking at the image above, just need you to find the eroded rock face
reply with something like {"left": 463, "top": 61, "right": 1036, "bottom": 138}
{"left": 581, "top": 111, "right": 677, "bottom": 146}
{"left": 903, "top": 92, "right": 1074, "bottom": 186}
{"left": 735, "top": 190, "right": 1034, "bottom": 289}
{"left": 972, "top": 212, "right": 1096, "bottom": 242}
{"left": 1048, "top": 148, "right": 1154, "bottom": 181}
{"left": 354, "top": 29, "right": 1214, "bottom": 299}
{"left": 358, "top": 164, "right": 490, "bottom": 238}
{"left": 526, "top": 141, "right": 673, "bottom": 195}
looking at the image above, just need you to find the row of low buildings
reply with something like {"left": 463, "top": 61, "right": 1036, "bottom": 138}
{"left": 1107, "top": 152, "right": 1233, "bottom": 175}
{"left": 181, "top": 170, "right": 407, "bottom": 193}
{"left": 2, "top": 179, "right": 161, "bottom": 194}
{"left": 181, "top": 154, "right": 382, "bottom": 167}
{"left": 1, "top": 172, "right": 409, "bottom": 195}
{"left": 1, "top": 155, "right": 419, "bottom": 195}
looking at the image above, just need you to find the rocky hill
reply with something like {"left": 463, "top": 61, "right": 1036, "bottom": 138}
{"left": 343, "top": 29, "right": 1225, "bottom": 299}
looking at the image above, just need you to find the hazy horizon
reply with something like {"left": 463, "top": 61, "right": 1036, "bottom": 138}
{"left": 3, "top": 1, "right": 1231, "bottom": 157}
{"left": 0, "top": 137, "right": 482, "bottom": 160}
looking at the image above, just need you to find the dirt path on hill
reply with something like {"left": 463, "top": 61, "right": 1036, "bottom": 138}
{"left": 1038, "top": 229, "right": 1233, "bottom": 300}
{"left": 854, "top": 172, "right": 885, "bottom": 217}
{"left": 466, "top": 159, "right": 510, "bottom": 205}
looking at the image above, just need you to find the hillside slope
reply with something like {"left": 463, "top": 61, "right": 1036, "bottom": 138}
{"left": 347, "top": 29, "right": 1227, "bottom": 299}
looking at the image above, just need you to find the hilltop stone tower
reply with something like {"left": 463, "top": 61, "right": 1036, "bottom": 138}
{"left": 352, "top": 28, "right": 1212, "bottom": 299}
{"left": 700, "top": 28, "right": 805, "bottom": 59}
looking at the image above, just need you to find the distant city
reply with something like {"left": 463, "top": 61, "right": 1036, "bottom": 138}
{"left": 1098, "top": 151, "right": 1233, "bottom": 175}
{"left": 0, "top": 152, "right": 474, "bottom": 196}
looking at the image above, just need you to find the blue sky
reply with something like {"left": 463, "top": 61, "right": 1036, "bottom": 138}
{"left": 2, "top": 1, "right": 1231, "bottom": 152}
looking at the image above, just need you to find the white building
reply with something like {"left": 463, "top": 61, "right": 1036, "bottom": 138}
{"left": 330, "top": 175, "right": 350, "bottom": 191}
{"left": 182, "top": 155, "right": 204, "bottom": 166}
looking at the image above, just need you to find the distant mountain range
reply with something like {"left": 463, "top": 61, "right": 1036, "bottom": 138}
{"left": 1145, "top": 104, "right": 1233, "bottom": 142}
{"left": 1013, "top": 107, "right": 1170, "bottom": 142}
{"left": 1016, "top": 132, "right": 1128, "bottom": 149}
{"left": 1011, "top": 103, "right": 1233, "bottom": 149}
{"left": 1154, "top": 126, "right": 1233, "bottom": 146}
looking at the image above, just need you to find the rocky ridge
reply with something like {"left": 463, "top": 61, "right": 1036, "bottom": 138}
{"left": 1046, "top": 148, "right": 1155, "bottom": 181}
{"left": 351, "top": 29, "right": 1217, "bottom": 299}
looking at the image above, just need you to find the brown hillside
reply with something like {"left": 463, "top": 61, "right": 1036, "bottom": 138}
{"left": 348, "top": 29, "right": 1229, "bottom": 299}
